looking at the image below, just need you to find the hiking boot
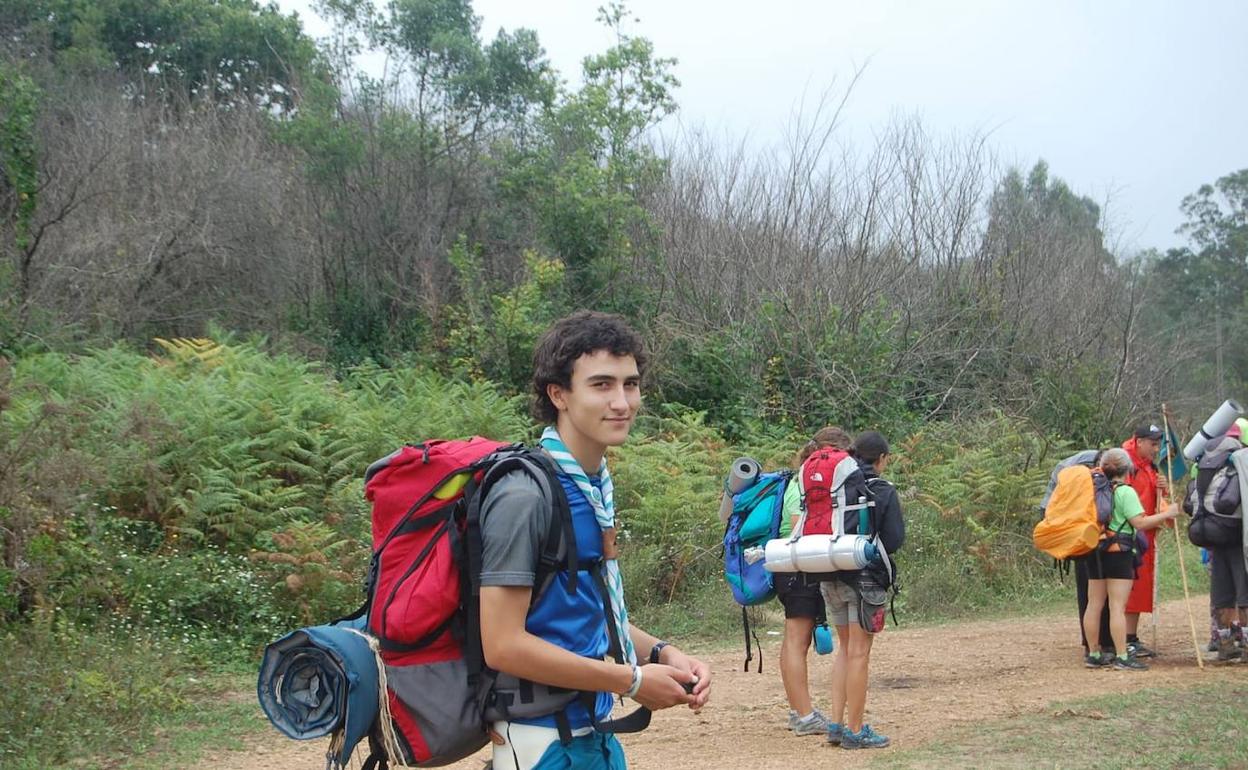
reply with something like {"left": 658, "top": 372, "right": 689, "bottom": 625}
{"left": 841, "top": 724, "right": 890, "bottom": 749}
{"left": 1112, "top": 655, "right": 1148, "bottom": 671}
{"left": 1216, "top": 633, "right": 1241, "bottom": 662}
{"left": 826, "top": 722, "right": 844, "bottom": 745}
{"left": 1084, "top": 653, "right": 1111, "bottom": 669}
{"left": 1126, "top": 639, "right": 1156, "bottom": 658}
{"left": 792, "top": 710, "right": 829, "bottom": 736}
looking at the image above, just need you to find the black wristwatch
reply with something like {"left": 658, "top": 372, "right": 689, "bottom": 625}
{"left": 649, "top": 641, "right": 670, "bottom": 664}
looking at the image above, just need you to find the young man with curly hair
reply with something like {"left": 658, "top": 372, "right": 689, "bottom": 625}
{"left": 478, "top": 311, "right": 712, "bottom": 769}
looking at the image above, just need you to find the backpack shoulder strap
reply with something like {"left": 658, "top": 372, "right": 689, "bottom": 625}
{"left": 858, "top": 475, "right": 897, "bottom": 593}
{"left": 863, "top": 476, "right": 892, "bottom": 493}
{"left": 790, "top": 459, "right": 812, "bottom": 541}
{"left": 468, "top": 448, "right": 576, "bottom": 599}
{"left": 771, "top": 470, "right": 793, "bottom": 537}
{"left": 463, "top": 447, "right": 575, "bottom": 686}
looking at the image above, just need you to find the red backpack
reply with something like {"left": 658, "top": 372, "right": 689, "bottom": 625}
{"left": 356, "top": 438, "right": 573, "bottom": 768}
{"left": 796, "top": 448, "right": 869, "bottom": 536}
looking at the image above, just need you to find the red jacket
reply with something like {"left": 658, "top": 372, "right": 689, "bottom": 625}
{"left": 1122, "top": 437, "right": 1159, "bottom": 517}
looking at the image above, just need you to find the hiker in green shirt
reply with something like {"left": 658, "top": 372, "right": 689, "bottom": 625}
{"left": 775, "top": 426, "right": 852, "bottom": 736}
{"left": 1081, "top": 447, "right": 1178, "bottom": 670}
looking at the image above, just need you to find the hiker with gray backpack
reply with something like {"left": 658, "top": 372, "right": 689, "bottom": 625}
{"left": 821, "top": 431, "right": 905, "bottom": 749}
{"left": 1183, "top": 422, "right": 1248, "bottom": 661}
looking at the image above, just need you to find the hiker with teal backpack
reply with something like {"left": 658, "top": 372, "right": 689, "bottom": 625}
{"left": 777, "top": 426, "right": 850, "bottom": 737}
{"left": 1081, "top": 447, "right": 1178, "bottom": 671}
{"left": 478, "top": 311, "right": 712, "bottom": 769}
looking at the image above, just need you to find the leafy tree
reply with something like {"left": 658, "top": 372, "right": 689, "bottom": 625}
{"left": 319, "top": 0, "right": 555, "bottom": 131}
{"left": 280, "top": 0, "right": 558, "bottom": 366}
{"left": 0, "top": 65, "right": 40, "bottom": 255}
{"left": 501, "top": 1, "right": 678, "bottom": 312}
{"left": 3, "top": 0, "right": 320, "bottom": 109}
{"left": 972, "top": 160, "right": 1127, "bottom": 440}
{"left": 1152, "top": 170, "right": 1248, "bottom": 398}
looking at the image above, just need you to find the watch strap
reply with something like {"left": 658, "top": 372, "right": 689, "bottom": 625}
{"left": 649, "top": 641, "right": 670, "bottom": 664}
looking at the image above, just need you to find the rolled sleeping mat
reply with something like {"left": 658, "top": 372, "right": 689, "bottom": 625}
{"left": 717, "top": 456, "right": 762, "bottom": 523}
{"left": 258, "top": 616, "right": 379, "bottom": 768}
{"left": 762, "top": 534, "right": 879, "bottom": 573}
{"left": 1183, "top": 399, "right": 1244, "bottom": 461}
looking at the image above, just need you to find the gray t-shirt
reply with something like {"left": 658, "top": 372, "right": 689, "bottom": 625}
{"left": 479, "top": 471, "right": 555, "bottom": 587}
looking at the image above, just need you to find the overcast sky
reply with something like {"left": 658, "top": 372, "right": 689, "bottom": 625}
{"left": 276, "top": 0, "right": 1248, "bottom": 253}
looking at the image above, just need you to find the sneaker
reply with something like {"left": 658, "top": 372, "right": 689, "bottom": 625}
{"left": 792, "top": 710, "right": 829, "bottom": 736}
{"left": 1126, "top": 639, "right": 1156, "bottom": 658}
{"left": 1084, "top": 653, "right": 1111, "bottom": 669}
{"left": 841, "top": 724, "right": 890, "bottom": 750}
{"left": 786, "top": 710, "right": 798, "bottom": 730}
{"left": 826, "top": 722, "right": 844, "bottom": 745}
{"left": 1113, "top": 655, "right": 1148, "bottom": 671}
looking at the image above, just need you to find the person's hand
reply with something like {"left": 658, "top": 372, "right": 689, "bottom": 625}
{"left": 631, "top": 664, "right": 695, "bottom": 711}
{"left": 1157, "top": 475, "right": 1170, "bottom": 497}
{"left": 1159, "top": 502, "right": 1179, "bottom": 526}
{"left": 658, "top": 647, "right": 712, "bottom": 711}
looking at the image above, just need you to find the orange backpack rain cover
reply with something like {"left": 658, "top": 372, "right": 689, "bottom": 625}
{"left": 1033, "top": 464, "right": 1101, "bottom": 560}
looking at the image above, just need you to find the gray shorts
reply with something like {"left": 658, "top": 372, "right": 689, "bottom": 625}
{"left": 820, "top": 580, "right": 859, "bottom": 627}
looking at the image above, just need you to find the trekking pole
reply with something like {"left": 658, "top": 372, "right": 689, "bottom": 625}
{"left": 1162, "top": 405, "right": 1205, "bottom": 670}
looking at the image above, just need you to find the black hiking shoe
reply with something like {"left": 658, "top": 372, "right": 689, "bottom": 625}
{"left": 1126, "top": 639, "right": 1155, "bottom": 658}
{"left": 1112, "top": 655, "right": 1148, "bottom": 671}
{"left": 1084, "top": 653, "right": 1111, "bottom": 669}
{"left": 1216, "top": 634, "right": 1241, "bottom": 662}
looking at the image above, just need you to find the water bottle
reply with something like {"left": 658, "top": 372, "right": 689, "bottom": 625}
{"left": 813, "top": 622, "right": 834, "bottom": 655}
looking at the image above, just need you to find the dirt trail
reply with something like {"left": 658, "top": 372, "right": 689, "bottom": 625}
{"left": 203, "top": 596, "right": 1247, "bottom": 770}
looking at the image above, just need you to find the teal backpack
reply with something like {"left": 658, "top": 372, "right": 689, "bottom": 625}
{"left": 723, "top": 470, "right": 791, "bottom": 670}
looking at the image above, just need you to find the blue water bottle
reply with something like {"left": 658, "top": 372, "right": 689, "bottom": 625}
{"left": 813, "top": 622, "right": 834, "bottom": 655}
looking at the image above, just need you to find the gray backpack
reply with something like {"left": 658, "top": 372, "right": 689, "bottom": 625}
{"left": 1185, "top": 437, "right": 1244, "bottom": 548}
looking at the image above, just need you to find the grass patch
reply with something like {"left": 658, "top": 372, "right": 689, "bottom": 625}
{"left": 0, "top": 625, "right": 249, "bottom": 770}
{"left": 882, "top": 680, "right": 1248, "bottom": 769}
{"left": 116, "top": 695, "right": 260, "bottom": 770}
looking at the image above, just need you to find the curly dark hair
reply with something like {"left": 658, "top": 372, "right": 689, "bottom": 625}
{"left": 531, "top": 311, "right": 648, "bottom": 423}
